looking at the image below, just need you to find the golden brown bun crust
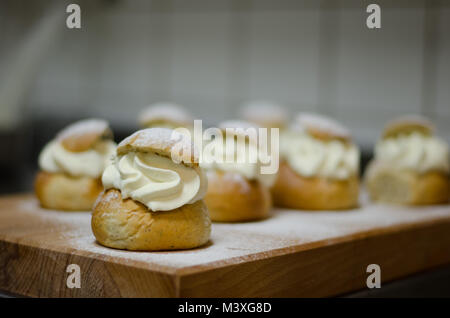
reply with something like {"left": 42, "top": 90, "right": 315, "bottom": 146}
{"left": 34, "top": 171, "right": 103, "bottom": 211}
{"left": 117, "top": 128, "right": 198, "bottom": 166}
{"left": 57, "top": 119, "right": 113, "bottom": 152}
{"left": 293, "top": 112, "right": 352, "bottom": 143}
{"left": 204, "top": 171, "right": 272, "bottom": 222}
{"left": 382, "top": 115, "right": 434, "bottom": 139}
{"left": 307, "top": 129, "right": 349, "bottom": 143}
{"left": 240, "top": 101, "right": 287, "bottom": 129}
{"left": 271, "top": 161, "right": 359, "bottom": 210}
{"left": 91, "top": 189, "right": 211, "bottom": 251}
{"left": 365, "top": 161, "right": 449, "bottom": 205}
{"left": 138, "top": 103, "right": 193, "bottom": 128}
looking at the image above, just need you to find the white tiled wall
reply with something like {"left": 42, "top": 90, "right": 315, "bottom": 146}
{"left": 1, "top": 0, "right": 449, "bottom": 145}
{"left": 434, "top": 6, "right": 450, "bottom": 137}
{"left": 246, "top": 3, "right": 320, "bottom": 109}
{"left": 335, "top": 1, "right": 426, "bottom": 146}
{"left": 169, "top": 5, "right": 232, "bottom": 122}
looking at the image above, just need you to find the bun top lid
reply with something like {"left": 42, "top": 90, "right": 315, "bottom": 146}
{"left": 292, "top": 112, "right": 352, "bottom": 142}
{"left": 240, "top": 100, "right": 287, "bottom": 127}
{"left": 218, "top": 120, "right": 262, "bottom": 140}
{"left": 382, "top": 114, "right": 434, "bottom": 139}
{"left": 219, "top": 119, "right": 260, "bottom": 130}
{"left": 138, "top": 102, "right": 193, "bottom": 127}
{"left": 56, "top": 118, "right": 113, "bottom": 152}
{"left": 117, "top": 128, "right": 198, "bottom": 166}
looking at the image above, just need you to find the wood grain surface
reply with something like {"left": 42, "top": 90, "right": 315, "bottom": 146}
{"left": 0, "top": 194, "right": 450, "bottom": 297}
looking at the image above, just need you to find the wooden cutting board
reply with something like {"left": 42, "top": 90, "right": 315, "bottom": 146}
{"left": 0, "top": 193, "right": 450, "bottom": 297}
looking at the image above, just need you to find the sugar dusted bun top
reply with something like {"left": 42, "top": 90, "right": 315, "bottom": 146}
{"left": 218, "top": 120, "right": 263, "bottom": 145}
{"left": 382, "top": 114, "right": 434, "bottom": 139}
{"left": 38, "top": 119, "right": 116, "bottom": 178}
{"left": 240, "top": 100, "right": 287, "bottom": 128}
{"left": 218, "top": 119, "right": 261, "bottom": 136}
{"left": 376, "top": 115, "right": 449, "bottom": 174}
{"left": 201, "top": 120, "right": 277, "bottom": 187}
{"left": 292, "top": 112, "right": 352, "bottom": 142}
{"left": 103, "top": 128, "right": 207, "bottom": 211}
{"left": 57, "top": 118, "right": 113, "bottom": 152}
{"left": 138, "top": 102, "right": 193, "bottom": 128}
{"left": 282, "top": 112, "right": 359, "bottom": 180}
{"left": 117, "top": 128, "right": 198, "bottom": 166}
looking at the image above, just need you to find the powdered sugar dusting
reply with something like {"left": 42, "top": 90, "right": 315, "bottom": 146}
{"left": 119, "top": 128, "right": 182, "bottom": 148}
{"left": 240, "top": 100, "right": 288, "bottom": 124}
{"left": 385, "top": 114, "right": 434, "bottom": 134}
{"left": 139, "top": 103, "right": 193, "bottom": 126}
{"left": 293, "top": 112, "right": 351, "bottom": 139}
{"left": 118, "top": 128, "right": 198, "bottom": 163}
{"left": 8, "top": 195, "right": 450, "bottom": 270}
{"left": 56, "top": 118, "right": 109, "bottom": 141}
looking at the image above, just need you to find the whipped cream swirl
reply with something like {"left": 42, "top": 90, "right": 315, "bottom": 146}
{"left": 375, "top": 132, "right": 449, "bottom": 173}
{"left": 200, "top": 136, "right": 277, "bottom": 187}
{"left": 39, "top": 140, "right": 116, "bottom": 178}
{"left": 281, "top": 132, "right": 359, "bottom": 180}
{"left": 102, "top": 152, "right": 207, "bottom": 211}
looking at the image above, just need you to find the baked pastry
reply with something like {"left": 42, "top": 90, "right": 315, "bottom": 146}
{"left": 240, "top": 100, "right": 287, "bottom": 191}
{"left": 138, "top": 102, "right": 193, "bottom": 131}
{"left": 272, "top": 112, "right": 360, "bottom": 210}
{"left": 35, "top": 119, "right": 116, "bottom": 211}
{"left": 365, "top": 115, "right": 449, "bottom": 205}
{"left": 92, "top": 128, "right": 210, "bottom": 250}
{"left": 240, "top": 100, "right": 288, "bottom": 129}
{"left": 200, "top": 120, "right": 276, "bottom": 222}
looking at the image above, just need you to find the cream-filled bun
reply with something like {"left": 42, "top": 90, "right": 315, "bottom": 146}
{"left": 138, "top": 102, "right": 193, "bottom": 130}
{"left": 200, "top": 120, "right": 275, "bottom": 222}
{"left": 92, "top": 128, "right": 210, "bottom": 251}
{"left": 35, "top": 119, "right": 116, "bottom": 211}
{"left": 365, "top": 115, "right": 449, "bottom": 205}
{"left": 240, "top": 100, "right": 288, "bottom": 129}
{"left": 272, "top": 112, "right": 360, "bottom": 210}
